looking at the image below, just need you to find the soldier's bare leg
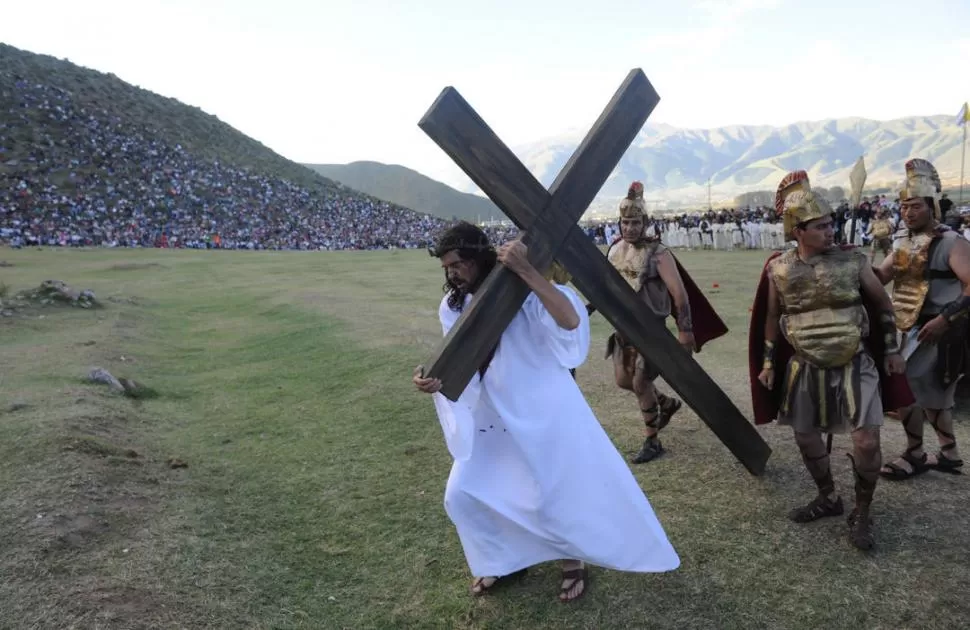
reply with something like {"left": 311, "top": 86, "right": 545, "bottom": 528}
{"left": 614, "top": 341, "right": 681, "bottom": 464}
{"left": 789, "top": 430, "right": 844, "bottom": 522}
{"left": 632, "top": 358, "right": 660, "bottom": 437}
{"left": 612, "top": 344, "right": 634, "bottom": 391}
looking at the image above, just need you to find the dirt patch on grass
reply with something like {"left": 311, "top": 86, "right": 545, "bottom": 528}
{"left": 75, "top": 584, "right": 163, "bottom": 622}
{"left": 104, "top": 263, "right": 167, "bottom": 272}
{"left": 0, "top": 388, "right": 181, "bottom": 626}
{"left": 63, "top": 434, "right": 141, "bottom": 460}
{"left": 298, "top": 289, "right": 441, "bottom": 351}
{"left": 50, "top": 513, "right": 112, "bottom": 549}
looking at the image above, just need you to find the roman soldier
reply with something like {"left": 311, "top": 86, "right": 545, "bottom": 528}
{"left": 867, "top": 208, "right": 894, "bottom": 262}
{"left": 875, "top": 159, "right": 970, "bottom": 480}
{"left": 597, "top": 181, "right": 728, "bottom": 464}
{"left": 749, "top": 171, "right": 911, "bottom": 551}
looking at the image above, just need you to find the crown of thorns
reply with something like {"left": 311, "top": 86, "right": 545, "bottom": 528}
{"left": 427, "top": 238, "right": 495, "bottom": 257}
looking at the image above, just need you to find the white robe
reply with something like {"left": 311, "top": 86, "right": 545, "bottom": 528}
{"left": 431, "top": 285, "right": 680, "bottom": 578}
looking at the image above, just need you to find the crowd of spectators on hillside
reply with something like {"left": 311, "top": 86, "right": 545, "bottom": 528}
{"left": 0, "top": 78, "right": 459, "bottom": 251}
{"left": 3, "top": 78, "right": 968, "bottom": 253}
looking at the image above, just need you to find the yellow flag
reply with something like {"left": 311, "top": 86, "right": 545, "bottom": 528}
{"left": 957, "top": 102, "right": 969, "bottom": 126}
{"left": 849, "top": 156, "right": 867, "bottom": 209}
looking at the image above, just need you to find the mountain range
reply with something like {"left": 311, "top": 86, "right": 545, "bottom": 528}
{"left": 310, "top": 115, "right": 967, "bottom": 220}
{"left": 497, "top": 115, "right": 967, "bottom": 212}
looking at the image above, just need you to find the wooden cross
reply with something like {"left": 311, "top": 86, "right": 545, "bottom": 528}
{"left": 418, "top": 69, "right": 771, "bottom": 476}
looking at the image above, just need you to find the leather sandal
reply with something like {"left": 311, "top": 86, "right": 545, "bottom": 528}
{"left": 559, "top": 566, "right": 589, "bottom": 603}
{"left": 471, "top": 568, "right": 527, "bottom": 596}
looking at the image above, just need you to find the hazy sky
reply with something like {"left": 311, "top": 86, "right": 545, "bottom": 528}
{"left": 4, "top": 0, "right": 969, "bottom": 187}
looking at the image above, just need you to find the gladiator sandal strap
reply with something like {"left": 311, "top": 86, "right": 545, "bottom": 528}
{"left": 928, "top": 411, "right": 964, "bottom": 474}
{"left": 811, "top": 466, "right": 836, "bottom": 497}
{"left": 788, "top": 490, "right": 843, "bottom": 524}
{"left": 846, "top": 454, "right": 876, "bottom": 550}
{"left": 901, "top": 409, "right": 924, "bottom": 457}
{"left": 642, "top": 405, "right": 660, "bottom": 428}
{"left": 846, "top": 453, "right": 876, "bottom": 506}
{"left": 928, "top": 413, "right": 957, "bottom": 448}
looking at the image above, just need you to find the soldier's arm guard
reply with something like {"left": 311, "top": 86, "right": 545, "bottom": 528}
{"left": 762, "top": 340, "right": 776, "bottom": 371}
{"left": 675, "top": 304, "right": 693, "bottom": 334}
{"left": 939, "top": 295, "right": 970, "bottom": 324}
{"left": 879, "top": 309, "right": 901, "bottom": 355}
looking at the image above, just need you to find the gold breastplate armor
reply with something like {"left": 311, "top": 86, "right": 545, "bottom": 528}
{"left": 871, "top": 219, "right": 892, "bottom": 239}
{"left": 892, "top": 232, "right": 934, "bottom": 331}
{"left": 769, "top": 248, "right": 865, "bottom": 368}
{"left": 608, "top": 239, "right": 653, "bottom": 291}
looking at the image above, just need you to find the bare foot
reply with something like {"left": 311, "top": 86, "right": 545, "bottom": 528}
{"left": 471, "top": 576, "right": 497, "bottom": 595}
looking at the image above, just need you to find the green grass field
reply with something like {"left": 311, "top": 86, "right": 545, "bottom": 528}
{"left": 1, "top": 246, "right": 968, "bottom": 630}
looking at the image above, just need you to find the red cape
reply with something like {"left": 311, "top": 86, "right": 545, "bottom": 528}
{"left": 594, "top": 236, "right": 728, "bottom": 351}
{"left": 748, "top": 245, "right": 915, "bottom": 425}
{"left": 673, "top": 252, "right": 728, "bottom": 352}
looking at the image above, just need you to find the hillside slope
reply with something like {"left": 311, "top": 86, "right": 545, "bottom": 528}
{"left": 0, "top": 43, "right": 343, "bottom": 191}
{"left": 305, "top": 161, "right": 504, "bottom": 222}
{"left": 0, "top": 43, "right": 443, "bottom": 250}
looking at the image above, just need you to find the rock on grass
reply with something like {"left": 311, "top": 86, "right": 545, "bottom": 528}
{"left": 19, "top": 280, "right": 100, "bottom": 309}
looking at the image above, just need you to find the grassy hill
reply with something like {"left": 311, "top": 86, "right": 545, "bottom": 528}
{"left": 305, "top": 161, "right": 505, "bottom": 222}
{"left": 0, "top": 43, "right": 345, "bottom": 193}
{"left": 1, "top": 41, "right": 456, "bottom": 252}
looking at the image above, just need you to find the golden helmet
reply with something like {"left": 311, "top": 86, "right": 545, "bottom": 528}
{"left": 899, "top": 158, "right": 942, "bottom": 219}
{"left": 618, "top": 181, "right": 646, "bottom": 219}
{"left": 775, "top": 170, "right": 833, "bottom": 241}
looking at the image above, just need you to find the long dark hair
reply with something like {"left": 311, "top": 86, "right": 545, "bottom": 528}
{"left": 429, "top": 222, "right": 497, "bottom": 312}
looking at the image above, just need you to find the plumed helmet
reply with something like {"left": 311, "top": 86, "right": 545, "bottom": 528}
{"left": 618, "top": 181, "right": 646, "bottom": 219}
{"left": 775, "top": 171, "right": 832, "bottom": 242}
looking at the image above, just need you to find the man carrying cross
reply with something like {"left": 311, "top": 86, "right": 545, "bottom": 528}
{"left": 414, "top": 221, "right": 680, "bottom": 603}
{"left": 413, "top": 67, "right": 770, "bottom": 485}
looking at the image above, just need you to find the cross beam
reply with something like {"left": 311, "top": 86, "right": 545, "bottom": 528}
{"left": 418, "top": 70, "right": 771, "bottom": 475}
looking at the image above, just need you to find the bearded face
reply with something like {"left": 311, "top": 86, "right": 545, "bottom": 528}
{"left": 440, "top": 249, "right": 488, "bottom": 311}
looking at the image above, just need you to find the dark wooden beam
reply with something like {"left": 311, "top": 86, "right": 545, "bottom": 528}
{"left": 419, "top": 70, "right": 659, "bottom": 399}
{"left": 416, "top": 88, "right": 770, "bottom": 474}
{"left": 558, "top": 234, "right": 771, "bottom": 476}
